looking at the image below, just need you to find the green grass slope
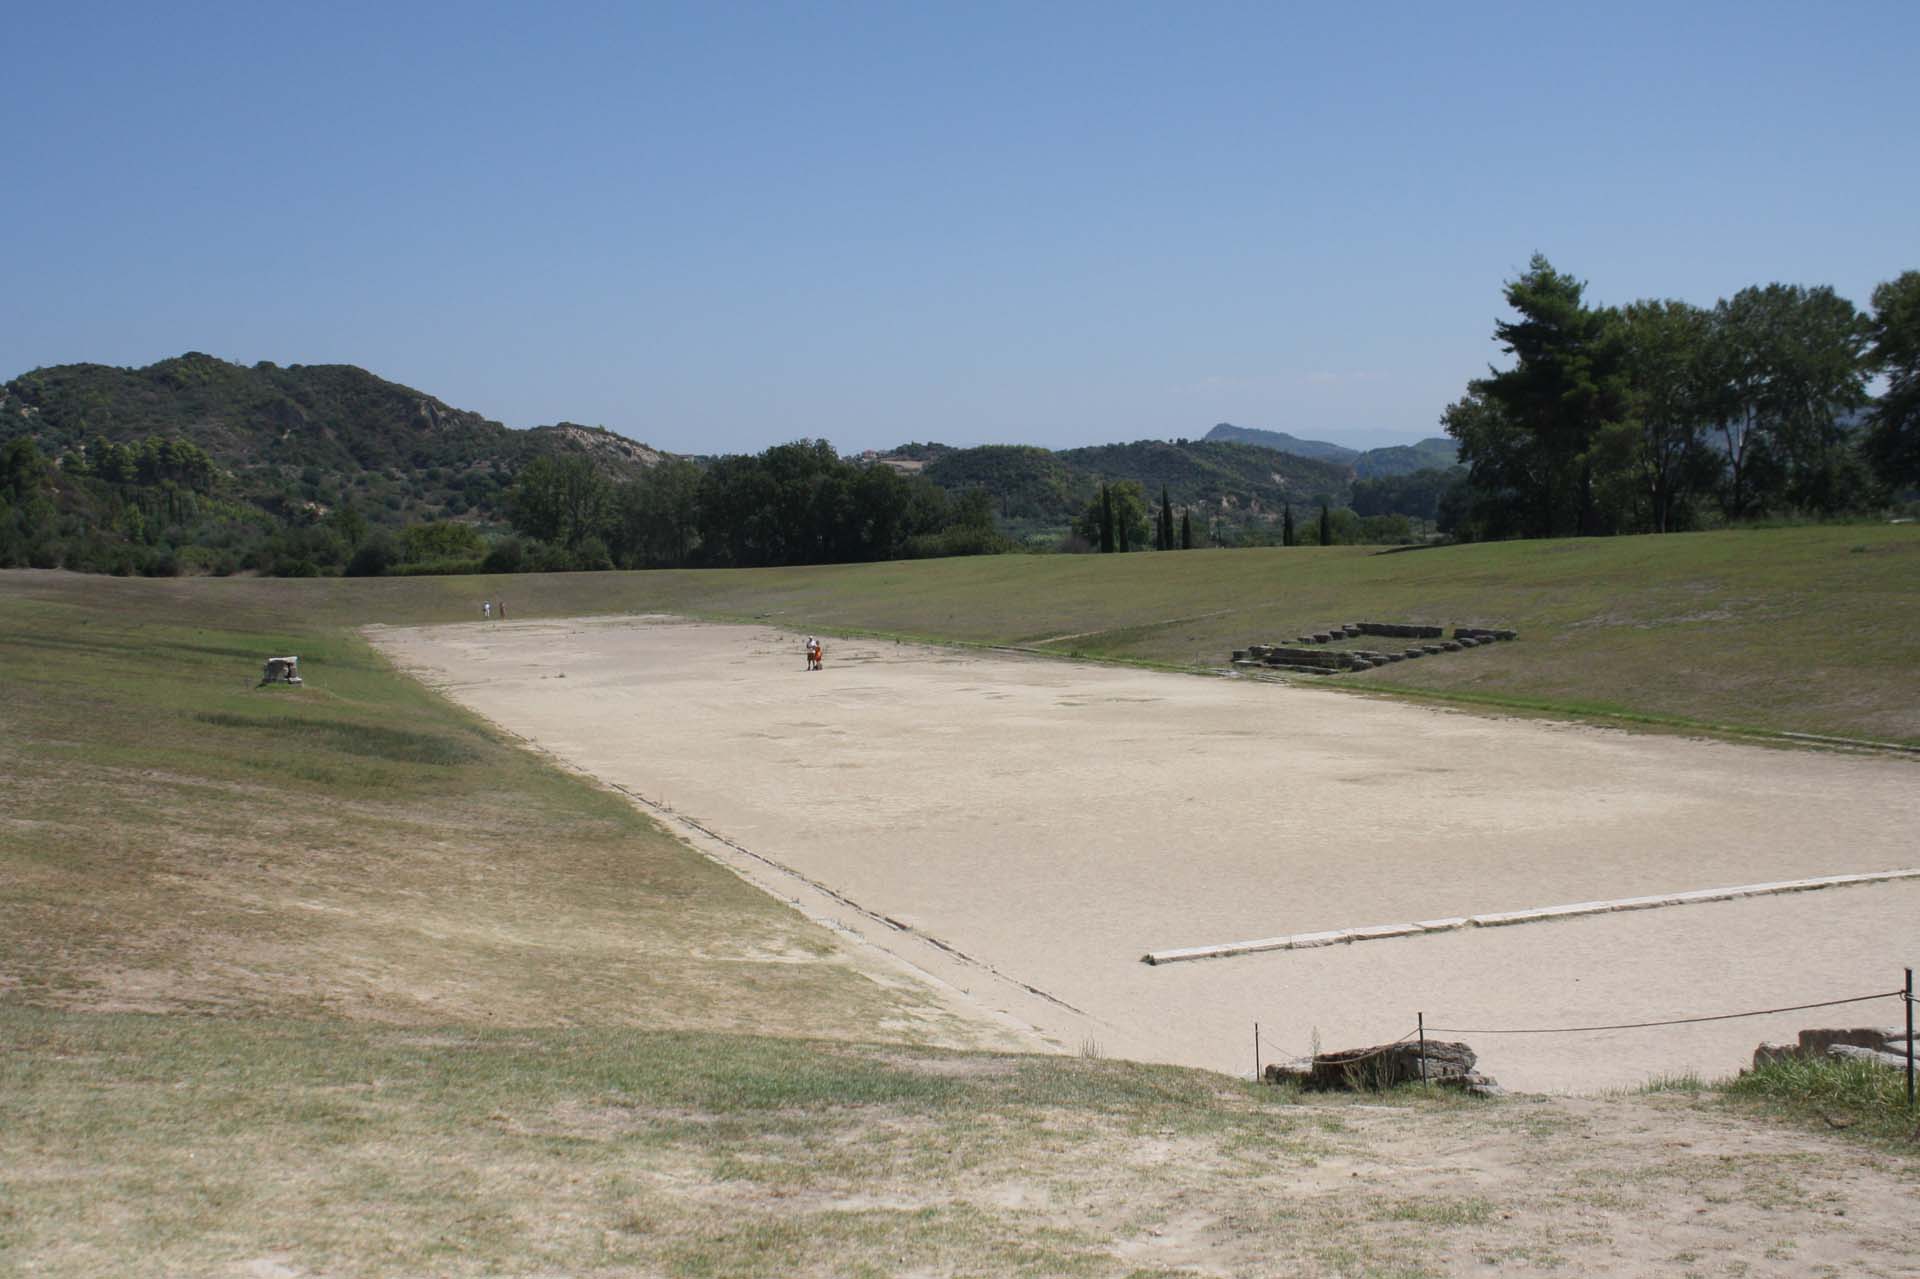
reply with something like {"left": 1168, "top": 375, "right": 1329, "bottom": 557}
{"left": 5, "top": 554, "right": 1916, "bottom": 1276}
{"left": 0, "top": 579, "right": 968, "bottom": 1039}
{"left": 9, "top": 523, "right": 1914, "bottom": 743}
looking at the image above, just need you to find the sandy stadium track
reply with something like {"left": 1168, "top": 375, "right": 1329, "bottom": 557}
{"left": 372, "top": 616, "right": 1920, "bottom": 1093}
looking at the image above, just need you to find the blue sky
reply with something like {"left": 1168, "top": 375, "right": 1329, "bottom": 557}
{"left": 6, "top": 2, "right": 1915, "bottom": 455}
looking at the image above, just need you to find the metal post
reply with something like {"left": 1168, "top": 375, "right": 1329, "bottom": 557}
{"left": 1418, "top": 1012, "right": 1428, "bottom": 1085}
{"left": 1905, "top": 967, "right": 1914, "bottom": 1111}
{"left": 1254, "top": 1022, "right": 1262, "bottom": 1082}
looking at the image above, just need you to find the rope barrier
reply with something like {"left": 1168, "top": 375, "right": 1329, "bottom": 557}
{"left": 1424, "top": 989, "right": 1901, "bottom": 1036}
{"left": 1323, "top": 1027, "right": 1422, "bottom": 1061}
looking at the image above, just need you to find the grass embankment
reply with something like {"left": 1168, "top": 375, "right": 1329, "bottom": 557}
{"left": 0, "top": 584, "right": 971, "bottom": 1037}
{"left": 13, "top": 1007, "right": 1915, "bottom": 1278}
{"left": 5, "top": 552, "right": 1918, "bottom": 1275}
{"left": 1728, "top": 1057, "right": 1920, "bottom": 1150}
{"left": 7, "top": 523, "right": 1916, "bottom": 743}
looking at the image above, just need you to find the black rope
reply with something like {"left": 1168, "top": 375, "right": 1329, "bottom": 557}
{"left": 1323, "top": 1027, "right": 1422, "bottom": 1061}
{"left": 1259, "top": 1025, "right": 1419, "bottom": 1066}
{"left": 1426, "top": 989, "right": 1901, "bottom": 1036}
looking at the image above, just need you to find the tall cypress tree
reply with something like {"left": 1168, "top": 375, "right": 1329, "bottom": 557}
{"left": 1158, "top": 487, "right": 1174, "bottom": 551}
{"left": 1319, "top": 503, "right": 1332, "bottom": 547}
{"left": 1282, "top": 503, "right": 1295, "bottom": 547}
{"left": 1179, "top": 509, "right": 1192, "bottom": 550}
{"left": 1098, "top": 484, "right": 1115, "bottom": 553}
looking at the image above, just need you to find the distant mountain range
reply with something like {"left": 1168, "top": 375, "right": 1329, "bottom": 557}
{"left": 1202, "top": 422, "right": 1457, "bottom": 478}
{"left": 888, "top": 440, "right": 1355, "bottom": 530}
{"left": 0, "top": 355, "right": 1461, "bottom": 554}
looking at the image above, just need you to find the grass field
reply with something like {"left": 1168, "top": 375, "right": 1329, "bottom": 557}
{"left": 4, "top": 530, "right": 1919, "bottom": 1276}
{"left": 5, "top": 524, "right": 1915, "bottom": 743}
{"left": 9, "top": 1007, "right": 1917, "bottom": 1278}
{"left": 0, "top": 582, "right": 986, "bottom": 1040}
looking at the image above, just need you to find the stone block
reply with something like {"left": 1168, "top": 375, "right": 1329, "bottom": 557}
{"left": 1305, "top": 1040, "right": 1479, "bottom": 1090}
{"left": 1799, "top": 1027, "right": 1894, "bottom": 1054}
{"left": 1828, "top": 1044, "right": 1912, "bottom": 1070}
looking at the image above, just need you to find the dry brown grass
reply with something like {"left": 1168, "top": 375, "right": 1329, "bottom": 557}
{"left": 0, "top": 584, "right": 993, "bottom": 1045}
{"left": 6, "top": 569, "right": 1919, "bottom": 1278}
{"left": 5, "top": 1012, "right": 1916, "bottom": 1277}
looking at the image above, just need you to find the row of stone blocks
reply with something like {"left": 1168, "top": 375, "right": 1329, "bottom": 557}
{"left": 1231, "top": 622, "right": 1518, "bottom": 675}
{"left": 1261, "top": 622, "right": 1520, "bottom": 647}
{"left": 1754, "top": 1026, "right": 1916, "bottom": 1073}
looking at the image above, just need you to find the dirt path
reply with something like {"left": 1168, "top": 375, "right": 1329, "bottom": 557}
{"left": 372, "top": 615, "right": 1920, "bottom": 1093}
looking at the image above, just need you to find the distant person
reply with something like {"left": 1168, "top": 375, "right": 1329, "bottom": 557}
{"left": 812, "top": 639, "right": 824, "bottom": 671}
{"left": 482, "top": 601, "right": 492, "bottom": 621}
{"left": 496, "top": 599, "right": 505, "bottom": 621}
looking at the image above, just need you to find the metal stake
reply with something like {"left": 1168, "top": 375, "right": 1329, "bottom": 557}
{"left": 1906, "top": 967, "right": 1914, "bottom": 1111}
{"left": 1254, "top": 1022, "right": 1262, "bottom": 1082}
{"left": 1418, "top": 1012, "right": 1428, "bottom": 1085}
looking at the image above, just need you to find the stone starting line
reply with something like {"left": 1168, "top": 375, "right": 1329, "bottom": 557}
{"left": 1141, "top": 868, "right": 1920, "bottom": 966}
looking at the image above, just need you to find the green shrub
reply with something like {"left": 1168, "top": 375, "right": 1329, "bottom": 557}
{"left": 481, "top": 536, "right": 526, "bottom": 573}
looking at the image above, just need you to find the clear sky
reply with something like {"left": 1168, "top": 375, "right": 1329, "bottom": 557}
{"left": 6, "top": 2, "right": 1915, "bottom": 455}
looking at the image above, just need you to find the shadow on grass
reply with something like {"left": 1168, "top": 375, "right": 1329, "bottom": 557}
{"left": 193, "top": 712, "right": 479, "bottom": 766}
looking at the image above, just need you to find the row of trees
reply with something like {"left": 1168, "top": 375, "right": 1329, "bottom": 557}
{"left": 1446, "top": 257, "right": 1919, "bottom": 540}
{"left": 1072, "top": 482, "right": 1208, "bottom": 551}
{"left": 1069, "top": 479, "right": 1417, "bottom": 551}
{"left": 501, "top": 439, "right": 1007, "bottom": 572}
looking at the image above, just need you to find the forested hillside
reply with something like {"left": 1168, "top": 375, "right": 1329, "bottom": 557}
{"left": 1, "top": 353, "right": 657, "bottom": 525}
{"left": 15, "top": 253, "right": 1909, "bottom": 583}
{"left": 0, "top": 354, "right": 668, "bottom": 575}
{"left": 917, "top": 438, "right": 1354, "bottom": 543}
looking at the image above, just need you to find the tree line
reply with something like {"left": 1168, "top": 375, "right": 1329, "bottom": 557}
{"left": 1445, "top": 256, "right": 1919, "bottom": 540}
{"left": 490, "top": 438, "right": 1007, "bottom": 572}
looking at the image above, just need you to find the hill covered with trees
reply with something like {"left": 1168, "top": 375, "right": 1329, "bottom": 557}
{"left": 1201, "top": 422, "right": 1458, "bottom": 478}
{"left": 0, "top": 355, "right": 1009, "bottom": 576}
{"left": 1, "top": 353, "right": 658, "bottom": 526}
{"left": 911, "top": 438, "right": 1356, "bottom": 545}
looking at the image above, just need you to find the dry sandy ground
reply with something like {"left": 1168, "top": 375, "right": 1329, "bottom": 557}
{"left": 374, "top": 616, "right": 1920, "bottom": 1093}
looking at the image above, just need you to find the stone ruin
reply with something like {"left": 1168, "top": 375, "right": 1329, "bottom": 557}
{"left": 260, "top": 656, "right": 302, "bottom": 686}
{"left": 1231, "top": 622, "right": 1517, "bottom": 675}
{"left": 1753, "top": 1025, "right": 1915, "bottom": 1073}
{"left": 1264, "top": 1038, "right": 1504, "bottom": 1097}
